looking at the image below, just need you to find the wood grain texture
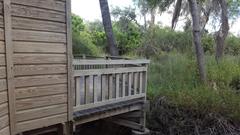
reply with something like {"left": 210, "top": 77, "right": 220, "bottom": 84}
{"left": 13, "top": 30, "right": 66, "bottom": 43}
{"left": 16, "top": 113, "right": 67, "bottom": 133}
{"left": 12, "top": 0, "right": 66, "bottom": 12}
{"left": 0, "top": 127, "right": 10, "bottom": 135}
{"left": 14, "top": 64, "right": 67, "bottom": 76}
{"left": 11, "top": 4, "right": 66, "bottom": 23}
{"left": 0, "top": 54, "right": 5, "bottom": 66}
{"left": 16, "top": 104, "right": 67, "bottom": 122}
{"left": 0, "top": 67, "right": 6, "bottom": 78}
{"left": 0, "top": 91, "right": 7, "bottom": 104}
{"left": 0, "top": 78, "right": 6, "bottom": 93}
{"left": 0, "top": 16, "right": 3, "bottom": 28}
{"left": 16, "top": 84, "right": 67, "bottom": 99}
{"left": 14, "top": 42, "right": 66, "bottom": 53}
{"left": 15, "top": 74, "right": 67, "bottom": 88}
{"left": 0, "top": 103, "right": 8, "bottom": 117}
{"left": 16, "top": 94, "right": 67, "bottom": 111}
{"left": 12, "top": 17, "right": 66, "bottom": 33}
{"left": 14, "top": 54, "right": 67, "bottom": 65}
{"left": 66, "top": 0, "right": 73, "bottom": 121}
{"left": 0, "top": 29, "right": 4, "bottom": 41}
{"left": 0, "top": 115, "right": 9, "bottom": 130}
{"left": 0, "top": 41, "right": 4, "bottom": 53}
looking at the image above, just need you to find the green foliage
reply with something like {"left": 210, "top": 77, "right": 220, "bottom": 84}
{"left": 148, "top": 53, "right": 240, "bottom": 120}
{"left": 72, "top": 14, "right": 103, "bottom": 56}
{"left": 113, "top": 21, "right": 142, "bottom": 54}
{"left": 225, "top": 35, "right": 240, "bottom": 55}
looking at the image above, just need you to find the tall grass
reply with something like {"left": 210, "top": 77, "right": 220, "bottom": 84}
{"left": 148, "top": 53, "right": 240, "bottom": 120}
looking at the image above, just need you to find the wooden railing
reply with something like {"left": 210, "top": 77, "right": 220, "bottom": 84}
{"left": 73, "top": 58, "right": 150, "bottom": 113}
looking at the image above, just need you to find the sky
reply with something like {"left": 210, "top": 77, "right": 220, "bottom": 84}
{"left": 71, "top": 0, "right": 240, "bottom": 36}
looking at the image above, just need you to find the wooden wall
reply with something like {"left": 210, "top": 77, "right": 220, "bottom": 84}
{"left": 0, "top": 0, "right": 72, "bottom": 134}
{"left": 0, "top": 0, "right": 10, "bottom": 134}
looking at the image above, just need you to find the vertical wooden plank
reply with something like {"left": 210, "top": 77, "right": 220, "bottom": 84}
{"left": 101, "top": 75, "right": 108, "bottom": 101}
{"left": 4, "top": 0, "right": 16, "bottom": 134}
{"left": 109, "top": 75, "right": 113, "bottom": 99}
{"left": 66, "top": 0, "right": 73, "bottom": 121}
{"left": 142, "top": 71, "right": 148, "bottom": 94}
{"left": 85, "top": 76, "right": 94, "bottom": 104}
{"left": 128, "top": 73, "right": 132, "bottom": 96}
{"left": 139, "top": 72, "right": 143, "bottom": 94}
{"left": 116, "top": 74, "right": 120, "bottom": 98}
{"left": 122, "top": 74, "right": 126, "bottom": 97}
{"left": 79, "top": 76, "right": 85, "bottom": 105}
{"left": 75, "top": 77, "right": 80, "bottom": 106}
{"left": 94, "top": 75, "right": 101, "bottom": 103}
{"left": 134, "top": 72, "right": 138, "bottom": 95}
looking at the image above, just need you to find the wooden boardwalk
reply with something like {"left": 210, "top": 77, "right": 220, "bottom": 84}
{"left": 0, "top": 0, "right": 150, "bottom": 134}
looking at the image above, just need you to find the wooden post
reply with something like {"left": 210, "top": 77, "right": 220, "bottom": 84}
{"left": 66, "top": 0, "right": 73, "bottom": 121}
{"left": 3, "top": 0, "right": 16, "bottom": 134}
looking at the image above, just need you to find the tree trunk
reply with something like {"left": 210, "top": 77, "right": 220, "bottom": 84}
{"left": 188, "top": 0, "right": 207, "bottom": 83}
{"left": 215, "top": 0, "right": 229, "bottom": 63}
{"left": 99, "top": 0, "right": 119, "bottom": 56}
{"left": 150, "top": 8, "right": 156, "bottom": 27}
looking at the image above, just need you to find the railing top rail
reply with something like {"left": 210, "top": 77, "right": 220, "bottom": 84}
{"left": 73, "top": 59, "right": 150, "bottom": 65}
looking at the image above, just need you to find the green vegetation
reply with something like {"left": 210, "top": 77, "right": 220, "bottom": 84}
{"left": 72, "top": 8, "right": 240, "bottom": 133}
{"left": 148, "top": 54, "right": 240, "bottom": 119}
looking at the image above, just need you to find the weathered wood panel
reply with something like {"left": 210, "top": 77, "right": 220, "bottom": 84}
{"left": 0, "top": 29, "right": 4, "bottom": 41}
{"left": 13, "top": 30, "right": 66, "bottom": 43}
{"left": 0, "top": 115, "right": 9, "bottom": 130}
{"left": 15, "top": 74, "right": 67, "bottom": 88}
{"left": 8, "top": 0, "right": 70, "bottom": 133}
{"left": 12, "top": 0, "right": 66, "bottom": 12}
{"left": 16, "top": 113, "right": 67, "bottom": 133}
{"left": 0, "top": 41, "right": 4, "bottom": 53}
{"left": 0, "top": 127, "right": 10, "bottom": 135}
{"left": 0, "top": 16, "right": 3, "bottom": 28}
{"left": 0, "top": 91, "right": 7, "bottom": 104}
{"left": 15, "top": 84, "right": 67, "bottom": 99}
{"left": 0, "top": 67, "right": 6, "bottom": 78}
{"left": 16, "top": 104, "right": 67, "bottom": 122}
{"left": 11, "top": 4, "right": 66, "bottom": 23}
{"left": 0, "top": 103, "right": 8, "bottom": 117}
{"left": 14, "top": 65, "right": 67, "bottom": 76}
{"left": 0, "top": 79, "right": 7, "bottom": 92}
{"left": 14, "top": 42, "right": 66, "bottom": 53}
{"left": 12, "top": 17, "right": 66, "bottom": 33}
{"left": 14, "top": 54, "right": 67, "bottom": 65}
{"left": 0, "top": 54, "right": 5, "bottom": 66}
{"left": 16, "top": 94, "right": 67, "bottom": 111}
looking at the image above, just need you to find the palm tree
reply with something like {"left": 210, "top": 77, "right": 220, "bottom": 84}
{"left": 99, "top": 0, "right": 119, "bottom": 56}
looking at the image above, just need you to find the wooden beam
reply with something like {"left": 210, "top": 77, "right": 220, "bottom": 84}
{"left": 73, "top": 59, "right": 150, "bottom": 65}
{"left": 3, "top": 0, "right": 16, "bottom": 134}
{"left": 66, "top": 0, "right": 73, "bottom": 121}
{"left": 74, "top": 104, "right": 142, "bottom": 125}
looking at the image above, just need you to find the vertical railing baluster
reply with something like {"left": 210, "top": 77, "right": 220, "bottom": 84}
{"left": 134, "top": 72, "right": 138, "bottom": 95}
{"left": 76, "top": 77, "right": 80, "bottom": 106}
{"left": 109, "top": 74, "right": 113, "bottom": 99}
{"left": 122, "top": 73, "right": 126, "bottom": 97}
{"left": 80, "top": 76, "right": 85, "bottom": 105}
{"left": 128, "top": 73, "right": 132, "bottom": 96}
{"left": 116, "top": 74, "right": 120, "bottom": 98}
{"left": 139, "top": 72, "right": 143, "bottom": 94}
{"left": 101, "top": 75, "right": 107, "bottom": 101}
{"left": 94, "top": 74, "right": 101, "bottom": 103}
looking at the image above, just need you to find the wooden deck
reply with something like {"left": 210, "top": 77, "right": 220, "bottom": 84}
{"left": 72, "top": 58, "right": 150, "bottom": 125}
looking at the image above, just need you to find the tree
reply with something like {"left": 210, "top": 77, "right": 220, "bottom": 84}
{"left": 215, "top": 0, "right": 229, "bottom": 63}
{"left": 99, "top": 0, "right": 119, "bottom": 56}
{"left": 188, "top": 0, "right": 207, "bottom": 82}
